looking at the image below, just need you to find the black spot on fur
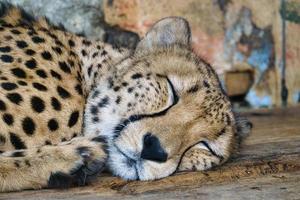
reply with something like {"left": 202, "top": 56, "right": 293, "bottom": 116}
{"left": 48, "top": 119, "right": 59, "bottom": 131}
{"left": 98, "top": 97, "right": 109, "bottom": 107}
{"left": 32, "top": 36, "right": 45, "bottom": 43}
{"left": 0, "top": 134, "right": 6, "bottom": 144}
{"left": 14, "top": 161, "right": 21, "bottom": 168}
{"left": 11, "top": 151, "right": 25, "bottom": 157}
{"left": 41, "top": 51, "right": 52, "bottom": 60}
{"left": 122, "top": 82, "right": 128, "bottom": 87}
{"left": 203, "top": 80, "right": 210, "bottom": 88}
{"left": 16, "top": 40, "right": 28, "bottom": 49}
{"left": 91, "top": 90, "right": 100, "bottom": 99}
{"left": 1, "top": 82, "right": 18, "bottom": 90}
{"left": 7, "top": 93, "right": 23, "bottom": 105}
{"left": 18, "top": 80, "right": 27, "bottom": 86}
{"left": 69, "top": 51, "right": 76, "bottom": 57}
{"left": 25, "top": 159, "right": 31, "bottom": 167}
{"left": 113, "top": 86, "right": 120, "bottom": 92}
{"left": 9, "top": 132, "right": 26, "bottom": 149}
{"left": 55, "top": 39, "right": 64, "bottom": 47}
{"left": 131, "top": 73, "right": 143, "bottom": 79}
{"left": 0, "top": 46, "right": 11, "bottom": 52}
{"left": 25, "top": 58, "right": 37, "bottom": 69}
{"left": 127, "top": 87, "right": 134, "bottom": 93}
{"left": 90, "top": 106, "right": 98, "bottom": 115}
{"left": 72, "top": 133, "right": 78, "bottom": 138}
{"left": 225, "top": 113, "right": 231, "bottom": 125}
{"left": 87, "top": 65, "right": 93, "bottom": 77}
{"left": 75, "top": 84, "right": 83, "bottom": 96}
{"left": 68, "top": 39, "right": 75, "bottom": 47}
{"left": 51, "top": 47, "right": 62, "bottom": 56}
{"left": 59, "top": 61, "right": 71, "bottom": 74}
{"left": 216, "top": 128, "right": 226, "bottom": 137}
{"left": 51, "top": 97, "right": 61, "bottom": 111}
{"left": 82, "top": 40, "right": 92, "bottom": 46}
{"left": 81, "top": 49, "right": 87, "bottom": 57}
{"left": 2, "top": 113, "right": 13, "bottom": 125}
{"left": 57, "top": 86, "right": 71, "bottom": 99}
{"left": 0, "top": 100, "right": 5, "bottom": 111}
{"left": 101, "top": 50, "right": 107, "bottom": 56}
{"left": 67, "top": 59, "right": 74, "bottom": 67}
{"left": 50, "top": 70, "right": 62, "bottom": 80}
{"left": 0, "top": 54, "right": 14, "bottom": 63}
{"left": 11, "top": 29, "right": 21, "bottom": 35}
{"left": 25, "top": 49, "right": 36, "bottom": 56}
{"left": 107, "top": 77, "right": 114, "bottom": 88}
{"left": 68, "top": 111, "right": 79, "bottom": 127}
{"left": 92, "top": 117, "right": 99, "bottom": 122}
{"left": 92, "top": 52, "right": 99, "bottom": 58}
{"left": 4, "top": 35, "right": 13, "bottom": 40}
{"left": 45, "top": 140, "right": 52, "bottom": 145}
{"left": 33, "top": 82, "right": 47, "bottom": 91}
{"left": 31, "top": 96, "right": 45, "bottom": 113}
{"left": 115, "top": 96, "right": 121, "bottom": 104}
{"left": 47, "top": 32, "right": 58, "bottom": 40}
{"left": 22, "top": 117, "right": 36, "bottom": 135}
{"left": 11, "top": 68, "right": 26, "bottom": 78}
{"left": 36, "top": 69, "right": 48, "bottom": 78}
{"left": 187, "top": 85, "right": 199, "bottom": 93}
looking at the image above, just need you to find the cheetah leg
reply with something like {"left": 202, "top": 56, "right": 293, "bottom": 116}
{"left": 178, "top": 135, "right": 232, "bottom": 172}
{"left": 0, "top": 136, "right": 107, "bottom": 192}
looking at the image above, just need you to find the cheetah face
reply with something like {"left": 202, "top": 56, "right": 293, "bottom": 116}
{"left": 85, "top": 17, "right": 236, "bottom": 180}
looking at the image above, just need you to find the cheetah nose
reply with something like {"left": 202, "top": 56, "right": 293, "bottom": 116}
{"left": 141, "top": 133, "right": 168, "bottom": 162}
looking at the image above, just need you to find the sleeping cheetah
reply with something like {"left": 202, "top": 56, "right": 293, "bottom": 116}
{"left": 0, "top": 3, "right": 251, "bottom": 192}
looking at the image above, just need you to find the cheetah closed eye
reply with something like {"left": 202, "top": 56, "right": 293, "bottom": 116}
{"left": 0, "top": 3, "right": 251, "bottom": 192}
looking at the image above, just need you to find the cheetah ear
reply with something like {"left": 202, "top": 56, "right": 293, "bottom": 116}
{"left": 135, "top": 17, "right": 191, "bottom": 53}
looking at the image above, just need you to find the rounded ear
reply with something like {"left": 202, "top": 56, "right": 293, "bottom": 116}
{"left": 135, "top": 17, "right": 191, "bottom": 53}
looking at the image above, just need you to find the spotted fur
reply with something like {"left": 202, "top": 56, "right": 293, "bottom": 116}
{"left": 0, "top": 3, "right": 251, "bottom": 192}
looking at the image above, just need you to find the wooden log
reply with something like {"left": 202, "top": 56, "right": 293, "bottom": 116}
{"left": 1, "top": 106, "right": 300, "bottom": 199}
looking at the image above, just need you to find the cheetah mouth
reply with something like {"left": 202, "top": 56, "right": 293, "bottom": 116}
{"left": 112, "top": 143, "right": 141, "bottom": 180}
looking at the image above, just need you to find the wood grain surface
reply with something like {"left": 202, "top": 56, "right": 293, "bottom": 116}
{"left": 1, "top": 107, "right": 300, "bottom": 200}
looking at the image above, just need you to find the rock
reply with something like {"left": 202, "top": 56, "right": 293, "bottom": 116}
{"left": 1, "top": 0, "right": 139, "bottom": 48}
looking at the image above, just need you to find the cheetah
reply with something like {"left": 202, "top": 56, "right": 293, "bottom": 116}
{"left": 0, "top": 3, "right": 251, "bottom": 192}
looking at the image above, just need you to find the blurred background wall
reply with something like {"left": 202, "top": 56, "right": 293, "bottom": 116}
{"left": 2, "top": 0, "right": 300, "bottom": 109}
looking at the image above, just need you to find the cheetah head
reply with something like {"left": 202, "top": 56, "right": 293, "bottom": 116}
{"left": 85, "top": 17, "right": 244, "bottom": 180}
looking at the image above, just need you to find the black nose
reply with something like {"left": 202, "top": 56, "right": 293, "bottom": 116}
{"left": 141, "top": 133, "right": 168, "bottom": 162}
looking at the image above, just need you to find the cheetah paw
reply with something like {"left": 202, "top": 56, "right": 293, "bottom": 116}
{"left": 48, "top": 146, "right": 106, "bottom": 189}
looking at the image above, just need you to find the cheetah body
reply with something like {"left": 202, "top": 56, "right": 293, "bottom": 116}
{"left": 0, "top": 3, "right": 251, "bottom": 192}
